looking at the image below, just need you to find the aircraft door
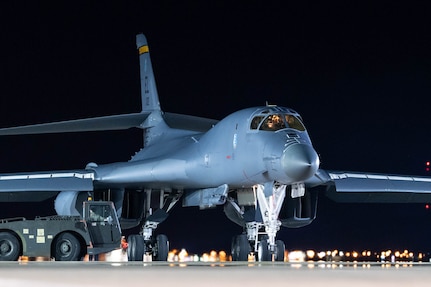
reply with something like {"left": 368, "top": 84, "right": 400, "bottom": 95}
{"left": 85, "top": 202, "right": 122, "bottom": 246}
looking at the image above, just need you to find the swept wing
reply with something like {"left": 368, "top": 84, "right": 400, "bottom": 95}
{"left": 313, "top": 170, "right": 431, "bottom": 203}
{"left": 0, "top": 170, "right": 94, "bottom": 192}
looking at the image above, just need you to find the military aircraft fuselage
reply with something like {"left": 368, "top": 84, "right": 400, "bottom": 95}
{"left": 3, "top": 33, "right": 431, "bottom": 263}
{"left": 91, "top": 106, "right": 320, "bottom": 190}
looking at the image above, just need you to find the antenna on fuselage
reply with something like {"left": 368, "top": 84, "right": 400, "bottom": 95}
{"left": 265, "top": 101, "right": 277, "bottom": 107}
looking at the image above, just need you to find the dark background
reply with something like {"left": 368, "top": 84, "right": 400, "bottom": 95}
{"left": 0, "top": 1, "right": 431, "bottom": 254}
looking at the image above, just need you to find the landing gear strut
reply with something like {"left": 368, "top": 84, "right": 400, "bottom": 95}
{"left": 231, "top": 182, "right": 301, "bottom": 261}
{"left": 127, "top": 188, "right": 181, "bottom": 261}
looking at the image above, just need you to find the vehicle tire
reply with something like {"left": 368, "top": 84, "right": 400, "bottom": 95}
{"left": 53, "top": 232, "right": 82, "bottom": 261}
{"left": 258, "top": 239, "right": 271, "bottom": 262}
{"left": 275, "top": 240, "right": 285, "bottom": 262}
{"left": 0, "top": 232, "right": 20, "bottom": 261}
{"left": 231, "top": 234, "right": 250, "bottom": 261}
{"left": 154, "top": 234, "right": 169, "bottom": 261}
{"left": 127, "top": 234, "right": 145, "bottom": 261}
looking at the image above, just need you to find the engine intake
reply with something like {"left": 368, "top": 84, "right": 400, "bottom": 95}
{"left": 279, "top": 187, "right": 318, "bottom": 228}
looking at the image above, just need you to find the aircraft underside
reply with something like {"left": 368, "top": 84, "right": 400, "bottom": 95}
{"left": 91, "top": 180, "right": 318, "bottom": 262}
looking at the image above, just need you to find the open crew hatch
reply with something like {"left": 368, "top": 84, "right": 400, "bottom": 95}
{"left": 249, "top": 107, "right": 306, "bottom": 132}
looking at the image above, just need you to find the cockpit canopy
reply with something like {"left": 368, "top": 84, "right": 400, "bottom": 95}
{"left": 250, "top": 108, "right": 306, "bottom": 132}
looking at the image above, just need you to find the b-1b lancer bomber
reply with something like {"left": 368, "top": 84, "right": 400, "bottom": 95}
{"left": 1, "top": 34, "right": 431, "bottom": 261}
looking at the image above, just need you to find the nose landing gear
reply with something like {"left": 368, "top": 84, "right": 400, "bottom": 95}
{"left": 231, "top": 183, "right": 292, "bottom": 261}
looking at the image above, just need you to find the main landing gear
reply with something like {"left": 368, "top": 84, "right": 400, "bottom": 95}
{"left": 127, "top": 232, "right": 169, "bottom": 262}
{"left": 127, "top": 188, "right": 181, "bottom": 262}
{"left": 231, "top": 183, "right": 303, "bottom": 261}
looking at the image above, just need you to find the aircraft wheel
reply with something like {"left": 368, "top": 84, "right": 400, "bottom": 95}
{"left": 53, "top": 232, "right": 81, "bottom": 261}
{"left": 275, "top": 240, "right": 285, "bottom": 262}
{"left": 257, "top": 239, "right": 271, "bottom": 262}
{"left": 231, "top": 235, "right": 239, "bottom": 261}
{"left": 127, "top": 234, "right": 145, "bottom": 261}
{"left": 154, "top": 234, "right": 169, "bottom": 261}
{"left": 231, "top": 234, "right": 250, "bottom": 261}
{"left": 0, "top": 232, "right": 20, "bottom": 261}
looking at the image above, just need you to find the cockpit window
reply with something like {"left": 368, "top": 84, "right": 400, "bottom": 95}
{"left": 250, "top": 116, "right": 265, "bottom": 129}
{"left": 260, "top": 114, "right": 286, "bottom": 131}
{"left": 284, "top": 115, "right": 305, "bottom": 131}
{"left": 250, "top": 113, "right": 306, "bottom": 131}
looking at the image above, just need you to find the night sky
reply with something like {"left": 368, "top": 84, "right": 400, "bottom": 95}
{"left": 1, "top": 1, "right": 431, "bottom": 254}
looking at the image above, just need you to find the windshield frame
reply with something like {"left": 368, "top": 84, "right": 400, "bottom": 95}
{"left": 249, "top": 108, "right": 306, "bottom": 132}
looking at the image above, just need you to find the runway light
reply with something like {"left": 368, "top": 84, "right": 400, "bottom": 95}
{"left": 332, "top": 250, "right": 338, "bottom": 257}
{"left": 178, "top": 248, "right": 189, "bottom": 262}
{"left": 288, "top": 250, "right": 306, "bottom": 262}
{"left": 317, "top": 251, "right": 326, "bottom": 259}
{"left": 201, "top": 253, "right": 209, "bottom": 262}
{"left": 219, "top": 251, "right": 227, "bottom": 262}
{"left": 306, "top": 250, "right": 315, "bottom": 259}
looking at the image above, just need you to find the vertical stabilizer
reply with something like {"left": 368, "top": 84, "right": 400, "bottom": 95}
{"left": 136, "top": 34, "right": 161, "bottom": 112}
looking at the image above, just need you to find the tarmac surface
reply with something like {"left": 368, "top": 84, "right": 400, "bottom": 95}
{"left": 1, "top": 261, "right": 431, "bottom": 287}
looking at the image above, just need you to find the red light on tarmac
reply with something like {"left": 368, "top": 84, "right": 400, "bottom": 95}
{"left": 425, "top": 204, "right": 430, "bottom": 210}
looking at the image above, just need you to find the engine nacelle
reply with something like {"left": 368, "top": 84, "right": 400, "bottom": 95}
{"left": 93, "top": 188, "right": 145, "bottom": 230}
{"left": 279, "top": 187, "right": 318, "bottom": 228}
{"left": 54, "top": 190, "right": 90, "bottom": 216}
{"left": 55, "top": 190, "right": 125, "bottom": 217}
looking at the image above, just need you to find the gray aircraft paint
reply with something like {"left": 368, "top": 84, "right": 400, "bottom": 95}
{"left": 1, "top": 34, "right": 431, "bottom": 260}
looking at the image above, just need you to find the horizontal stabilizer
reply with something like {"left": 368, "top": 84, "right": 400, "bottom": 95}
{"left": 0, "top": 170, "right": 94, "bottom": 192}
{"left": 0, "top": 112, "right": 150, "bottom": 135}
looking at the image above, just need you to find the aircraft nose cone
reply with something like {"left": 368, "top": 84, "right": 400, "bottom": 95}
{"left": 282, "top": 143, "right": 320, "bottom": 181}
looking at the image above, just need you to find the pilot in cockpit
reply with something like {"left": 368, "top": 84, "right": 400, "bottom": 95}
{"left": 262, "top": 114, "right": 285, "bottom": 131}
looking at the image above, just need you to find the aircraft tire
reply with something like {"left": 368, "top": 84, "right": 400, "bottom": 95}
{"left": 53, "top": 232, "right": 81, "bottom": 261}
{"left": 275, "top": 240, "right": 285, "bottom": 262}
{"left": 127, "top": 234, "right": 145, "bottom": 261}
{"left": 154, "top": 234, "right": 169, "bottom": 261}
{"left": 231, "top": 234, "right": 250, "bottom": 261}
{"left": 0, "top": 231, "right": 21, "bottom": 261}
{"left": 257, "top": 239, "right": 271, "bottom": 262}
{"left": 231, "top": 235, "right": 238, "bottom": 261}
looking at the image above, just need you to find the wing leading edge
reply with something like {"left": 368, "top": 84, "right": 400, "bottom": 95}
{"left": 0, "top": 113, "right": 150, "bottom": 135}
{"left": 320, "top": 170, "right": 431, "bottom": 203}
{"left": 0, "top": 170, "right": 94, "bottom": 192}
